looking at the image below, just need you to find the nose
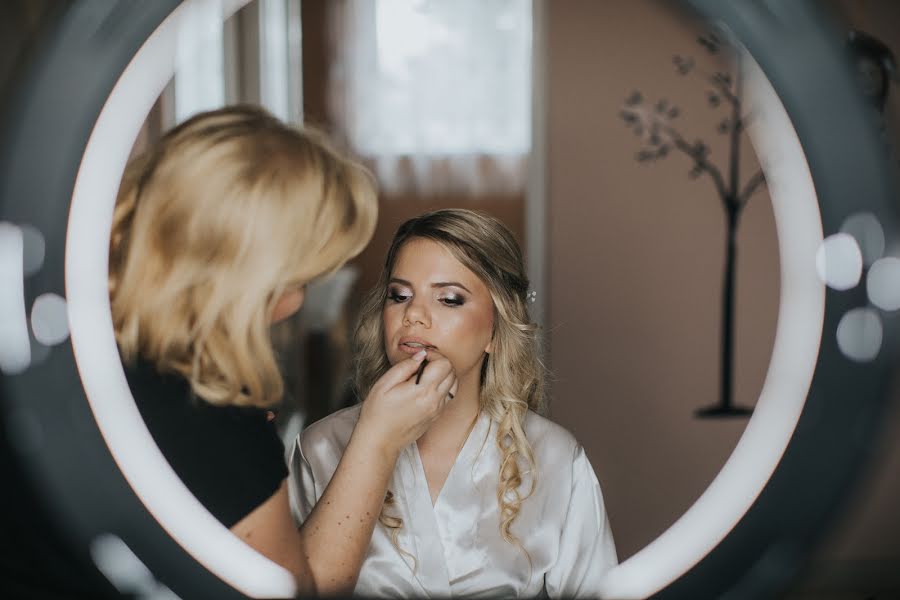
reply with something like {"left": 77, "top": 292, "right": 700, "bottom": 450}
{"left": 403, "top": 297, "right": 431, "bottom": 328}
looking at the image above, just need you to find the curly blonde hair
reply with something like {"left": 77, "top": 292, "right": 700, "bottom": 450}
{"left": 109, "top": 105, "right": 377, "bottom": 409}
{"left": 352, "top": 208, "right": 546, "bottom": 557}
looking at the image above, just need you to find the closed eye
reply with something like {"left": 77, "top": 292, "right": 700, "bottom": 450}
{"left": 440, "top": 295, "right": 465, "bottom": 307}
{"left": 387, "top": 289, "right": 410, "bottom": 303}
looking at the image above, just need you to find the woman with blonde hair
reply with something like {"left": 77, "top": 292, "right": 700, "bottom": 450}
{"left": 110, "top": 105, "right": 458, "bottom": 594}
{"left": 292, "top": 208, "right": 618, "bottom": 597}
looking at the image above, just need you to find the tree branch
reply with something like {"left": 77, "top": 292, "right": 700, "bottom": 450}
{"left": 691, "top": 66, "right": 740, "bottom": 109}
{"left": 739, "top": 109, "right": 758, "bottom": 133}
{"left": 709, "top": 75, "right": 740, "bottom": 108}
{"left": 728, "top": 57, "right": 742, "bottom": 203}
{"left": 738, "top": 169, "right": 767, "bottom": 207}
{"left": 655, "top": 120, "right": 728, "bottom": 199}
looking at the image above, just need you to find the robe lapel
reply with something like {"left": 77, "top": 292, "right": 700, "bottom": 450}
{"left": 398, "top": 443, "right": 452, "bottom": 597}
{"left": 387, "top": 450, "right": 420, "bottom": 575}
{"left": 432, "top": 413, "right": 492, "bottom": 586}
{"left": 393, "top": 413, "right": 495, "bottom": 596}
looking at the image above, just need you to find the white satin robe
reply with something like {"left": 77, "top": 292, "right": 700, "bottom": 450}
{"left": 288, "top": 405, "right": 617, "bottom": 598}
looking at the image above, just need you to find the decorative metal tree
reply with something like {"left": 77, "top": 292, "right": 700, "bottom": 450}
{"left": 619, "top": 33, "right": 767, "bottom": 418}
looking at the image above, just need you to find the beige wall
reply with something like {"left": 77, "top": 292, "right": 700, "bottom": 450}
{"left": 545, "top": 0, "right": 780, "bottom": 560}
{"left": 542, "top": 0, "right": 900, "bottom": 590}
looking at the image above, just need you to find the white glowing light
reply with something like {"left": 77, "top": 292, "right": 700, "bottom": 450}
{"left": 0, "top": 222, "right": 31, "bottom": 374}
{"left": 21, "top": 224, "right": 46, "bottom": 276}
{"left": 66, "top": 0, "right": 297, "bottom": 597}
{"left": 28, "top": 336, "right": 52, "bottom": 367}
{"left": 90, "top": 534, "right": 167, "bottom": 596}
{"left": 836, "top": 308, "right": 882, "bottom": 362}
{"left": 816, "top": 233, "right": 863, "bottom": 291}
{"left": 598, "top": 49, "right": 824, "bottom": 598}
{"left": 867, "top": 256, "right": 900, "bottom": 311}
{"left": 841, "top": 212, "right": 884, "bottom": 267}
{"left": 31, "top": 293, "right": 70, "bottom": 346}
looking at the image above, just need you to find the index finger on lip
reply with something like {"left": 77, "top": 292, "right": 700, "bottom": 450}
{"left": 419, "top": 358, "right": 452, "bottom": 383}
{"left": 423, "top": 349, "right": 452, "bottom": 365}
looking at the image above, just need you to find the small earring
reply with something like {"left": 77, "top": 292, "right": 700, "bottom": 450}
{"left": 527, "top": 290, "right": 537, "bottom": 303}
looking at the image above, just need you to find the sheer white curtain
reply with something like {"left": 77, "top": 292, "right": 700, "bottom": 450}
{"left": 328, "top": 0, "right": 533, "bottom": 196}
{"left": 172, "top": 0, "right": 302, "bottom": 126}
{"left": 174, "top": 0, "right": 226, "bottom": 123}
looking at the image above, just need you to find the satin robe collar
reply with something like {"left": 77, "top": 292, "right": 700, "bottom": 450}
{"left": 391, "top": 410, "right": 494, "bottom": 596}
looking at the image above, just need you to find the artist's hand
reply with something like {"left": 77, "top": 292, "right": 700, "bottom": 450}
{"left": 354, "top": 350, "right": 458, "bottom": 455}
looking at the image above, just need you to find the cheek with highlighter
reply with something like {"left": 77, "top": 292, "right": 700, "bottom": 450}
{"left": 383, "top": 297, "right": 492, "bottom": 380}
{"left": 435, "top": 307, "right": 493, "bottom": 377}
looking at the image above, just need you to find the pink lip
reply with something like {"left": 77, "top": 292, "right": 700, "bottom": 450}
{"left": 398, "top": 336, "right": 437, "bottom": 354}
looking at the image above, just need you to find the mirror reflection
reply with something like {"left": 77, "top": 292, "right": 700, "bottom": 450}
{"left": 116, "top": 2, "right": 767, "bottom": 595}
{"left": 119, "top": 2, "right": 778, "bottom": 594}
{"left": 75, "top": 0, "right": 900, "bottom": 597}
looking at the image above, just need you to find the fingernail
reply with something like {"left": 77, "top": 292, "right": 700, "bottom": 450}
{"left": 414, "top": 350, "right": 427, "bottom": 361}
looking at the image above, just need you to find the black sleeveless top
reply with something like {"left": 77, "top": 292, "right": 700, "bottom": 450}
{"left": 123, "top": 359, "right": 288, "bottom": 528}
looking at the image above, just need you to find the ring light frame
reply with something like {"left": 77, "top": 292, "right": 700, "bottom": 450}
{"left": 0, "top": 1, "right": 896, "bottom": 598}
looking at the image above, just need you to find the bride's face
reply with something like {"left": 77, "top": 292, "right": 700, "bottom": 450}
{"left": 382, "top": 237, "right": 494, "bottom": 384}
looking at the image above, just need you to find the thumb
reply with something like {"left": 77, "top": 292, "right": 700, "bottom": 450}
{"left": 378, "top": 350, "right": 428, "bottom": 389}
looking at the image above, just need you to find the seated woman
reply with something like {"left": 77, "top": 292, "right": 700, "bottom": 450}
{"left": 291, "top": 208, "right": 618, "bottom": 597}
{"left": 109, "top": 105, "right": 457, "bottom": 594}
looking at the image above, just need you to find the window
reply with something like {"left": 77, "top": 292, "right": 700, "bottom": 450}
{"left": 330, "top": 0, "right": 533, "bottom": 194}
{"left": 170, "top": 0, "right": 302, "bottom": 126}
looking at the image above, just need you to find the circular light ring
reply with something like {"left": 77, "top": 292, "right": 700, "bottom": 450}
{"left": 1, "top": 1, "right": 283, "bottom": 598}
{"left": 0, "top": 1, "right": 897, "bottom": 599}
{"left": 599, "top": 44, "right": 826, "bottom": 598}
{"left": 652, "top": 2, "right": 899, "bottom": 598}
{"left": 67, "top": 1, "right": 296, "bottom": 596}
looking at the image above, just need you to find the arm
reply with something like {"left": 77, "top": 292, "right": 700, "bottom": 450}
{"left": 295, "top": 426, "right": 400, "bottom": 595}
{"left": 544, "top": 445, "right": 618, "bottom": 599}
{"left": 296, "top": 350, "right": 457, "bottom": 596}
{"left": 230, "top": 480, "right": 316, "bottom": 596}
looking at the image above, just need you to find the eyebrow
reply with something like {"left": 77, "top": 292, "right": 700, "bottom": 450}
{"left": 388, "top": 277, "right": 472, "bottom": 294}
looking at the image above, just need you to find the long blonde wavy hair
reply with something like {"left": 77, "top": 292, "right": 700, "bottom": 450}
{"left": 109, "top": 104, "right": 377, "bottom": 409}
{"left": 353, "top": 208, "right": 547, "bottom": 556}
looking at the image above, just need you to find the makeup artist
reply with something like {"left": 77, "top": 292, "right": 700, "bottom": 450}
{"left": 108, "top": 105, "right": 457, "bottom": 595}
